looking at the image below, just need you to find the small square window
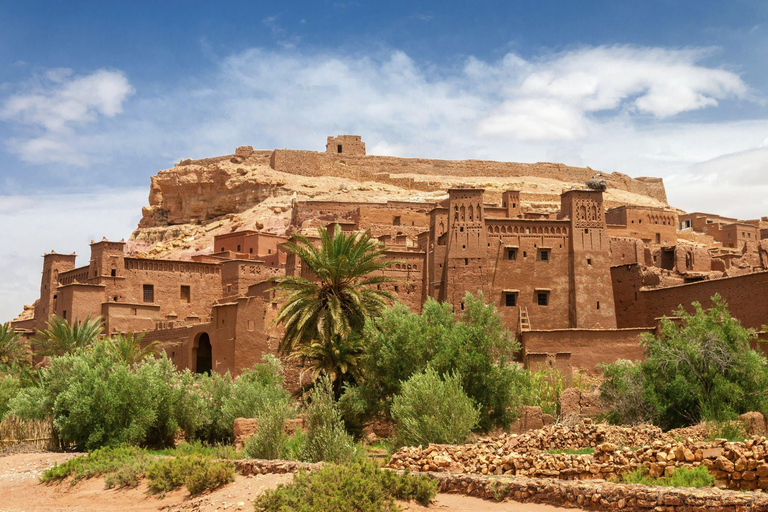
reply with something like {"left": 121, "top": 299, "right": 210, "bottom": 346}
{"left": 507, "top": 249, "right": 517, "bottom": 261}
{"left": 539, "top": 250, "right": 550, "bottom": 261}
{"left": 180, "top": 285, "right": 191, "bottom": 303}
{"left": 505, "top": 293, "right": 517, "bottom": 307}
{"left": 337, "top": 144, "right": 343, "bottom": 153}
{"left": 111, "top": 268, "right": 116, "bottom": 277}
{"left": 394, "top": 285, "right": 399, "bottom": 293}
{"left": 587, "top": 258, "right": 592, "bottom": 265}
{"left": 537, "top": 292, "right": 549, "bottom": 306}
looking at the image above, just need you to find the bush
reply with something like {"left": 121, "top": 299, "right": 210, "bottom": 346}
{"left": 41, "top": 445, "right": 150, "bottom": 488}
{"left": 254, "top": 460, "right": 436, "bottom": 512}
{"left": 147, "top": 455, "right": 234, "bottom": 495}
{"left": 0, "top": 375, "right": 20, "bottom": 420}
{"left": 360, "top": 293, "right": 522, "bottom": 432}
{"left": 599, "top": 359, "right": 654, "bottom": 425}
{"left": 9, "top": 346, "right": 291, "bottom": 449}
{"left": 303, "top": 376, "right": 357, "bottom": 463}
{"left": 243, "top": 397, "right": 293, "bottom": 459}
{"left": 150, "top": 440, "right": 239, "bottom": 459}
{"left": 390, "top": 369, "right": 479, "bottom": 447}
{"left": 618, "top": 465, "right": 714, "bottom": 488}
{"left": 601, "top": 296, "right": 768, "bottom": 429}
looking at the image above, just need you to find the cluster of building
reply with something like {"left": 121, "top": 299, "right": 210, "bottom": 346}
{"left": 12, "top": 137, "right": 768, "bottom": 382}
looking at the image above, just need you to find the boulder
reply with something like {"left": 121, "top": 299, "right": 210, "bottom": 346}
{"left": 738, "top": 412, "right": 767, "bottom": 436}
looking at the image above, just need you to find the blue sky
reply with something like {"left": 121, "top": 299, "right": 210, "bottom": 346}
{"left": 1, "top": 0, "right": 768, "bottom": 321}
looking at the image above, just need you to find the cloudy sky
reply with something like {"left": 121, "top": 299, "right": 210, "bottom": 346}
{"left": 1, "top": 0, "right": 768, "bottom": 321}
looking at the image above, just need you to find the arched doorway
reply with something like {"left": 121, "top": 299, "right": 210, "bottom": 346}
{"left": 194, "top": 333, "right": 212, "bottom": 375}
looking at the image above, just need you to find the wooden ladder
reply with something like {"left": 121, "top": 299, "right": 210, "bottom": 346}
{"left": 519, "top": 306, "right": 531, "bottom": 332}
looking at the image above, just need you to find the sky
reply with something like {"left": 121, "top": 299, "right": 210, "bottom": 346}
{"left": 1, "top": 0, "right": 768, "bottom": 321}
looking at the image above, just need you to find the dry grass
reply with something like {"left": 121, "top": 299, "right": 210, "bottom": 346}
{"left": 0, "top": 415, "right": 57, "bottom": 451}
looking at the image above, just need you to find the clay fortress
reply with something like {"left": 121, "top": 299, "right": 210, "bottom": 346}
{"left": 11, "top": 135, "right": 768, "bottom": 378}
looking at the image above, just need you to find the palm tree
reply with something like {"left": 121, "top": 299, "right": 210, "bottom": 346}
{"left": 106, "top": 332, "right": 162, "bottom": 364}
{"left": 290, "top": 334, "right": 365, "bottom": 395}
{"left": 271, "top": 225, "right": 396, "bottom": 394}
{"left": 33, "top": 315, "right": 104, "bottom": 358}
{"left": 0, "top": 322, "right": 29, "bottom": 370}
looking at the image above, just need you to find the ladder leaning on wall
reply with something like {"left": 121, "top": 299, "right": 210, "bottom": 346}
{"left": 518, "top": 306, "right": 531, "bottom": 332}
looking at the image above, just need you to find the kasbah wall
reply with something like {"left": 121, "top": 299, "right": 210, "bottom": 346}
{"left": 12, "top": 135, "right": 768, "bottom": 384}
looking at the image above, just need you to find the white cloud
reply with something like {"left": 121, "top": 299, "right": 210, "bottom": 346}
{"left": 479, "top": 46, "right": 749, "bottom": 139}
{"left": 0, "top": 68, "right": 134, "bottom": 165}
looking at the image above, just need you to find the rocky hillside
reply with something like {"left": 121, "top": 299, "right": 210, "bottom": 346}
{"left": 127, "top": 145, "right": 669, "bottom": 260}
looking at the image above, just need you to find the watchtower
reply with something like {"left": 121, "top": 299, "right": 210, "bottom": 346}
{"left": 326, "top": 135, "right": 366, "bottom": 156}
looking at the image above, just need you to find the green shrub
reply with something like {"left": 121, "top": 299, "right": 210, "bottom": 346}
{"left": 391, "top": 369, "right": 479, "bottom": 447}
{"left": 41, "top": 445, "right": 150, "bottom": 487}
{"left": 243, "top": 397, "right": 293, "bottom": 459}
{"left": 618, "top": 465, "right": 714, "bottom": 488}
{"left": 254, "top": 460, "right": 436, "bottom": 512}
{"left": 338, "top": 383, "right": 374, "bottom": 439}
{"left": 0, "top": 375, "right": 20, "bottom": 420}
{"left": 598, "top": 359, "right": 654, "bottom": 425}
{"left": 360, "top": 293, "right": 523, "bottom": 431}
{"left": 303, "top": 376, "right": 356, "bottom": 463}
{"left": 600, "top": 296, "right": 768, "bottom": 429}
{"left": 150, "top": 440, "right": 239, "bottom": 459}
{"left": 147, "top": 455, "right": 234, "bottom": 495}
{"left": 707, "top": 420, "right": 747, "bottom": 442}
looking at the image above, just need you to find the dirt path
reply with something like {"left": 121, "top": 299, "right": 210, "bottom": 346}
{"left": 0, "top": 451, "right": 569, "bottom": 512}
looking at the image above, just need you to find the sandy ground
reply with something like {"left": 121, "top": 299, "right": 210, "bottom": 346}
{"left": 0, "top": 451, "right": 568, "bottom": 512}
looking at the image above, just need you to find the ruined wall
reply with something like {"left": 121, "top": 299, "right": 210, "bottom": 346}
{"left": 521, "top": 328, "right": 651, "bottom": 370}
{"left": 616, "top": 270, "right": 768, "bottom": 329}
{"left": 269, "top": 149, "right": 668, "bottom": 203}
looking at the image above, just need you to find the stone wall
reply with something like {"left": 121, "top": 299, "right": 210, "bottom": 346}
{"left": 521, "top": 328, "right": 652, "bottom": 371}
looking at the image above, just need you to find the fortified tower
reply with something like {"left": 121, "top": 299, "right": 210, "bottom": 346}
{"left": 441, "top": 188, "right": 489, "bottom": 309}
{"left": 89, "top": 239, "right": 126, "bottom": 280}
{"left": 501, "top": 190, "right": 521, "bottom": 218}
{"left": 326, "top": 135, "right": 366, "bottom": 155}
{"left": 559, "top": 189, "right": 617, "bottom": 328}
{"left": 36, "top": 251, "right": 77, "bottom": 327}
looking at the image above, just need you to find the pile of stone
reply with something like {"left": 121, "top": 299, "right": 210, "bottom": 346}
{"left": 387, "top": 421, "right": 768, "bottom": 491}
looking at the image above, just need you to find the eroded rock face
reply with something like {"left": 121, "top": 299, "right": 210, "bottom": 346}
{"left": 127, "top": 144, "right": 669, "bottom": 261}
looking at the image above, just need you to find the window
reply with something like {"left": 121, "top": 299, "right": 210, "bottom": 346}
{"left": 393, "top": 216, "right": 401, "bottom": 226}
{"left": 587, "top": 258, "right": 592, "bottom": 266}
{"left": 394, "top": 285, "right": 399, "bottom": 293}
{"left": 337, "top": 144, "right": 343, "bottom": 153}
{"left": 539, "top": 249, "right": 550, "bottom": 261}
{"left": 464, "top": 258, "right": 468, "bottom": 265}
{"left": 537, "top": 292, "right": 549, "bottom": 306}
{"left": 505, "top": 293, "right": 517, "bottom": 307}
{"left": 237, "top": 244, "right": 241, "bottom": 251}
{"left": 180, "top": 285, "right": 191, "bottom": 303}
{"left": 227, "top": 285, "right": 232, "bottom": 293}
{"left": 250, "top": 248, "right": 253, "bottom": 253}
{"left": 221, "top": 247, "right": 225, "bottom": 252}
{"left": 460, "top": 302, "right": 465, "bottom": 310}
{"left": 143, "top": 284, "right": 154, "bottom": 303}
{"left": 110, "top": 268, "right": 116, "bottom": 277}
{"left": 596, "top": 301, "right": 600, "bottom": 310}
{"left": 507, "top": 249, "right": 517, "bottom": 260}
{"left": 62, "top": 310, "right": 67, "bottom": 319}
{"left": 268, "top": 249, "right": 272, "bottom": 254}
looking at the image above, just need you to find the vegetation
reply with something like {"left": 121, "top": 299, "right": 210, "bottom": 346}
{"left": 350, "top": 293, "right": 522, "bottom": 431}
{"left": 146, "top": 455, "right": 235, "bottom": 495}
{"left": 33, "top": 315, "right": 104, "bottom": 358}
{"left": 104, "top": 333, "right": 161, "bottom": 364}
{"left": 271, "top": 225, "right": 395, "bottom": 395}
{"left": 302, "top": 376, "right": 357, "bottom": 463}
{"left": 254, "top": 460, "right": 437, "bottom": 512}
{"left": 8, "top": 343, "right": 290, "bottom": 450}
{"left": 42, "top": 445, "right": 234, "bottom": 495}
{"left": 390, "top": 368, "right": 479, "bottom": 447}
{"left": 600, "top": 296, "right": 768, "bottom": 429}
{"left": 0, "top": 323, "right": 28, "bottom": 372}
{"left": 617, "top": 465, "right": 715, "bottom": 488}
{"left": 548, "top": 447, "right": 595, "bottom": 455}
